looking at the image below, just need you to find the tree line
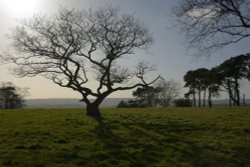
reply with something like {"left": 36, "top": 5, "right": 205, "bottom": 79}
{"left": 121, "top": 53, "right": 250, "bottom": 108}
{"left": 117, "top": 79, "right": 193, "bottom": 108}
{"left": 172, "top": 0, "right": 250, "bottom": 107}
{"left": 184, "top": 54, "right": 250, "bottom": 107}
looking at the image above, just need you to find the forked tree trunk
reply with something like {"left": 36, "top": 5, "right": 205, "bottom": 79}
{"left": 86, "top": 103, "right": 102, "bottom": 120}
{"left": 84, "top": 93, "right": 110, "bottom": 120}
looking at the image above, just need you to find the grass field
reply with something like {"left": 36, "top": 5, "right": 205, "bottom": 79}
{"left": 0, "top": 107, "right": 250, "bottom": 167}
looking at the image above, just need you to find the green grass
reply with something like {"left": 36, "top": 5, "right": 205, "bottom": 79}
{"left": 0, "top": 107, "right": 250, "bottom": 167}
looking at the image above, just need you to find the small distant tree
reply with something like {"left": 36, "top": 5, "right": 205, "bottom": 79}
{"left": 130, "top": 79, "right": 181, "bottom": 107}
{"left": 130, "top": 86, "right": 159, "bottom": 108}
{"left": 155, "top": 79, "right": 181, "bottom": 107}
{"left": 174, "top": 98, "right": 192, "bottom": 107}
{"left": 0, "top": 82, "right": 27, "bottom": 109}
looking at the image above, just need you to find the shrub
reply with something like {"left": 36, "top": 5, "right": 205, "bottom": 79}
{"left": 117, "top": 100, "right": 129, "bottom": 108}
{"left": 174, "top": 98, "right": 192, "bottom": 107}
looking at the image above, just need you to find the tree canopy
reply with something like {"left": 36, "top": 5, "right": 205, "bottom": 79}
{"left": 2, "top": 6, "right": 160, "bottom": 119}
{"left": 184, "top": 53, "right": 250, "bottom": 107}
{"left": 215, "top": 53, "right": 250, "bottom": 106}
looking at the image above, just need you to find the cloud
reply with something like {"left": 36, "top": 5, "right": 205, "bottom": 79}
{"left": 187, "top": 7, "right": 218, "bottom": 19}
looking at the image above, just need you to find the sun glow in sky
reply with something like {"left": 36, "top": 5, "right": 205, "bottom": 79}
{"left": 1, "top": 0, "right": 40, "bottom": 18}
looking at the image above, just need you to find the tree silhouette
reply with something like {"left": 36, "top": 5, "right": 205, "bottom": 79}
{"left": 3, "top": 6, "right": 160, "bottom": 119}
{"left": 131, "top": 86, "right": 159, "bottom": 108}
{"left": 184, "top": 69, "right": 207, "bottom": 107}
{"left": 206, "top": 68, "right": 221, "bottom": 107}
{"left": 215, "top": 54, "right": 250, "bottom": 106}
{"left": 0, "top": 82, "right": 26, "bottom": 109}
{"left": 184, "top": 53, "right": 250, "bottom": 107}
{"left": 184, "top": 68, "right": 220, "bottom": 107}
{"left": 129, "top": 79, "right": 180, "bottom": 108}
{"left": 155, "top": 79, "right": 181, "bottom": 107}
{"left": 184, "top": 70, "right": 197, "bottom": 107}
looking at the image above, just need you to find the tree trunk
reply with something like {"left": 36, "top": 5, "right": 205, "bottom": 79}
{"left": 84, "top": 93, "right": 110, "bottom": 120}
{"left": 235, "top": 78, "right": 240, "bottom": 106}
{"left": 193, "top": 89, "right": 196, "bottom": 107}
{"left": 86, "top": 103, "right": 102, "bottom": 120}
{"left": 243, "top": 94, "right": 246, "bottom": 106}
{"left": 203, "top": 89, "right": 206, "bottom": 107}
{"left": 208, "top": 88, "right": 212, "bottom": 108}
{"left": 5, "top": 98, "right": 9, "bottom": 109}
{"left": 229, "top": 97, "right": 232, "bottom": 107}
{"left": 233, "top": 92, "right": 236, "bottom": 106}
{"left": 227, "top": 79, "right": 233, "bottom": 107}
{"left": 198, "top": 88, "right": 201, "bottom": 107}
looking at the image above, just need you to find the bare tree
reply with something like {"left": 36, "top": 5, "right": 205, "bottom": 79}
{"left": 155, "top": 79, "right": 181, "bottom": 107}
{"left": 172, "top": 0, "right": 250, "bottom": 56}
{"left": 2, "top": 6, "right": 160, "bottom": 119}
{"left": 129, "top": 79, "right": 181, "bottom": 108}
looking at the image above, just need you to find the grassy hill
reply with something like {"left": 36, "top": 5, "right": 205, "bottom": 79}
{"left": 0, "top": 107, "right": 250, "bottom": 166}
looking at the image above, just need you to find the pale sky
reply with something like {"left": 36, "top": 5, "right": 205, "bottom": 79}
{"left": 0, "top": 0, "right": 250, "bottom": 99}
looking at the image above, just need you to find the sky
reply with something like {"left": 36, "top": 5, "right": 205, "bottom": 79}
{"left": 0, "top": 0, "right": 250, "bottom": 99}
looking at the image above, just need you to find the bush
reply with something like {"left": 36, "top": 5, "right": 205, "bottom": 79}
{"left": 0, "top": 82, "right": 27, "bottom": 109}
{"left": 174, "top": 98, "right": 192, "bottom": 107}
{"left": 116, "top": 100, "right": 145, "bottom": 108}
{"left": 117, "top": 100, "right": 129, "bottom": 108}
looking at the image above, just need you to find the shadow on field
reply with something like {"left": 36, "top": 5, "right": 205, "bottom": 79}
{"left": 91, "top": 119, "right": 242, "bottom": 167}
{"left": 92, "top": 120, "right": 178, "bottom": 166}
{"left": 92, "top": 121, "right": 137, "bottom": 166}
{"left": 93, "top": 119, "right": 199, "bottom": 166}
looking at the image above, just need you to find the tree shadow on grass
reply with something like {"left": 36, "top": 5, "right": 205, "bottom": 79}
{"left": 91, "top": 120, "right": 191, "bottom": 166}
{"left": 91, "top": 120, "right": 171, "bottom": 166}
{"left": 91, "top": 119, "right": 249, "bottom": 167}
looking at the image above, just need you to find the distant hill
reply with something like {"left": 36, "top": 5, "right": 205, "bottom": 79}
{"left": 209, "top": 99, "right": 250, "bottom": 106}
{"left": 25, "top": 98, "right": 250, "bottom": 109}
{"left": 25, "top": 98, "right": 131, "bottom": 108}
